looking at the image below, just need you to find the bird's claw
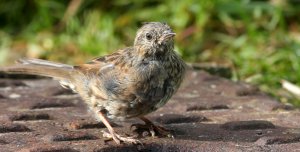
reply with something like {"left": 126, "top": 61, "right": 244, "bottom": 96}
{"left": 102, "top": 130, "right": 143, "bottom": 145}
{"left": 131, "top": 123, "right": 173, "bottom": 138}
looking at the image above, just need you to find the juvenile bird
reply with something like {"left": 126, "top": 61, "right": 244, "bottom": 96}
{"left": 0, "top": 22, "right": 186, "bottom": 144}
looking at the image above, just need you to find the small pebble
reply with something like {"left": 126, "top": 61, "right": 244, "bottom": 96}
{"left": 9, "top": 93, "right": 21, "bottom": 99}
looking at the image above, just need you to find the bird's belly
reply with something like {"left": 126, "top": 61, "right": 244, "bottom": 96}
{"left": 104, "top": 98, "right": 164, "bottom": 121}
{"left": 105, "top": 93, "right": 176, "bottom": 121}
{"left": 104, "top": 83, "right": 176, "bottom": 120}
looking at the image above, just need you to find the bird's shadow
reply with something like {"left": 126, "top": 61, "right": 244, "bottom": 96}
{"left": 96, "top": 119, "right": 300, "bottom": 152}
{"left": 168, "top": 120, "right": 288, "bottom": 142}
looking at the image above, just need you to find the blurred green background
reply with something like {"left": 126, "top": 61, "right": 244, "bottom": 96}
{"left": 0, "top": 0, "right": 300, "bottom": 105}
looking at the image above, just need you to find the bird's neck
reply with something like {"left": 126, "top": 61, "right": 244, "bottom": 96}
{"left": 134, "top": 44, "right": 174, "bottom": 61}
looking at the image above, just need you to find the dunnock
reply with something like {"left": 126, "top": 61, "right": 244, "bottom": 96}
{"left": 0, "top": 22, "right": 186, "bottom": 144}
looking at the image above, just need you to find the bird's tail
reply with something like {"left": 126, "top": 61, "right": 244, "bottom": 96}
{"left": 0, "top": 58, "right": 75, "bottom": 80}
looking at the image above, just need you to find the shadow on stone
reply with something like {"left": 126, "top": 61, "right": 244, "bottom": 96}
{"left": 169, "top": 120, "right": 297, "bottom": 144}
{"left": 96, "top": 143, "right": 184, "bottom": 152}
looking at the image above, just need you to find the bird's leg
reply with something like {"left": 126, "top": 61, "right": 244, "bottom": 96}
{"left": 131, "top": 116, "right": 173, "bottom": 138}
{"left": 97, "top": 111, "right": 141, "bottom": 144}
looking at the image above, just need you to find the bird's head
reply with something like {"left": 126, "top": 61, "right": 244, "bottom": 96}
{"left": 134, "top": 22, "right": 176, "bottom": 56}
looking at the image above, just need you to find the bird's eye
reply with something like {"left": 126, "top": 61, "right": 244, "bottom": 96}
{"left": 145, "top": 33, "right": 152, "bottom": 40}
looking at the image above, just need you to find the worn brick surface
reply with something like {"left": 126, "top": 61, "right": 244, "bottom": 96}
{"left": 0, "top": 70, "right": 300, "bottom": 152}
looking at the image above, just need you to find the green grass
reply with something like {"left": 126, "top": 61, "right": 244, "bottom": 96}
{"left": 0, "top": 0, "right": 300, "bottom": 105}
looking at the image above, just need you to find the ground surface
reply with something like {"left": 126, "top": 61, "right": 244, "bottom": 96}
{"left": 0, "top": 70, "right": 299, "bottom": 152}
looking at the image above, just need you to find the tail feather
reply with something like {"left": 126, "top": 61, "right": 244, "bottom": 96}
{"left": 0, "top": 58, "right": 75, "bottom": 80}
{"left": 17, "top": 58, "right": 73, "bottom": 69}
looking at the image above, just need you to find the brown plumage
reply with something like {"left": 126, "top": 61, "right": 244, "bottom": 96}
{"left": 0, "top": 22, "right": 186, "bottom": 144}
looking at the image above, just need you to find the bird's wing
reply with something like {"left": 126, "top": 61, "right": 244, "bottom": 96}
{"left": 74, "top": 47, "right": 167, "bottom": 104}
{"left": 74, "top": 49, "right": 126, "bottom": 74}
{"left": 73, "top": 48, "right": 136, "bottom": 101}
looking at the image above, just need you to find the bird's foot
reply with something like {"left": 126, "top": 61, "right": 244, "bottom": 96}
{"left": 102, "top": 130, "right": 142, "bottom": 145}
{"left": 131, "top": 123, "right": 173, "bottom": 138}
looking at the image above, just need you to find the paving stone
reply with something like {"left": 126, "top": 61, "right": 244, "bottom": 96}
{"left": 1, "top": 70, "right": 300, "bottom": 152}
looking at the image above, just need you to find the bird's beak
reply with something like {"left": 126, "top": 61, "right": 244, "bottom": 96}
{"left": 159, "top": 31, "right": 176, "bottom": 44}
{"left": 163, "top": 32, "right": 176, "bottom": 40}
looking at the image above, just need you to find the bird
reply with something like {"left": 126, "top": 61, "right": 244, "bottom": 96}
{"left": 0, "top": 22, "right": 186, "bottom": 144}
